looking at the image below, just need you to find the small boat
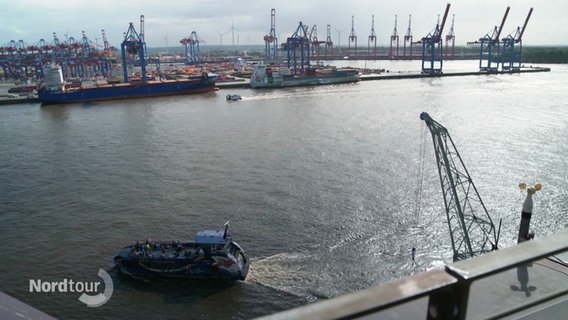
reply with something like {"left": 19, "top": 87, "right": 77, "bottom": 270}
{"left": 226, "top": 94, "right": 242, "bottom": 101}
{"left": 113, "top": 222, "right": 249, "bottom": 282}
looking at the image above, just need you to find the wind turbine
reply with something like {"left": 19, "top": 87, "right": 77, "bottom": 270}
{"left": 218, "top": 30, "right": 229, "bottom": 45}
{"left": 164, "top": 32, "right": 168, "bottom": 53}
{"left": 230, "top": 18, "right": 240, "bottom": 53}
{"left": 334, "top": 27, "right": 345, "bottom": 55}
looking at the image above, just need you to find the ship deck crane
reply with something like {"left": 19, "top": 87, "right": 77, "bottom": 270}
{"left": 501, "top": 8, "right": 533, "bottom": 71}
{"left": 420, "top": 112, "right": 501, "bottom": 262}
{"left": 421, "top": 3, "right": 451, "bottom": 74}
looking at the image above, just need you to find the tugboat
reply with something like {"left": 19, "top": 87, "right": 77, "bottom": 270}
{"left": 113, "top": 222, "right": 249, "bottom": 281}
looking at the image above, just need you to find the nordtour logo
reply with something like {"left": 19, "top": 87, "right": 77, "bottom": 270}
{"left": 29, "top": 269, "right": 113, "bottom": 307}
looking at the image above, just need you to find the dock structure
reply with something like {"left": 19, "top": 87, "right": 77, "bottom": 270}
{"left": 0, "top": 66, "right": 552, "bottom": 104}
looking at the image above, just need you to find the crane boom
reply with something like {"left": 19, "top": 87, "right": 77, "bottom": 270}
{"left": 420, "top": 112, "right": 501, "bottom": 261}
{"left": 494, "top": 7, "right": 510, "bottom": 43}
{"left": 436, "top": 3, "right": 451, "bottom": 40}
{"left": 516, "top": 7, "right": 533, "bottom": 42}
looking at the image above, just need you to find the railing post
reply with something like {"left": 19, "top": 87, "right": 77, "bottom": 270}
{"left": 428, "top": 268, "right": 470, "bottom": 320}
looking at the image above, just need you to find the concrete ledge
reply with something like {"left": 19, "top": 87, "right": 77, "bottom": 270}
{"left": 0, "top": 291, "right": 56, "bottom": 320}
{"left": 256, "top": 269, "right": 457, "bottom": 320}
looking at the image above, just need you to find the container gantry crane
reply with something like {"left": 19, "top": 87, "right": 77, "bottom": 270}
{"left": 2, "top": 40, "right": 24, "bottom": 79}
{"left": 368, "top": 15, "right": 377, "bottom": 58}
{"left": 264, "top": 8, "right": 278, "bottom": 62}
{"left": 501, "top": 8, "right": 533, "bottom": 71}
{"left": 421, "top": 3, "right": 451, "bottom": 74}
{"left": 420, "top": 112, "right": 501, "bottom": 262}
{"left": 478, "top": 7, "right": 510, "bottom": 72}
{"left": 99, "top": 29, "right": 114, "bottom": 77}
{"left": 348, "top": 16, "right": 357, "bottom": 57}
{"left": 180, "top": 31, "right": 201, "bottom": 65}
{"left": 121, "top": 16, "right": 147, "bottom": 83}
{"left": 325, "top": 24, "right": 333, "bottom": 57}
{"left": 286, "top": 22, "right": 311, "bottom": 75}
{"left": 403, "top": 15, "right": 413, "bottom": 58}
{"left": 309, "top": 25, "right": 325, "bottom": 57}
{"left": 445, "top": 14, "right": 456, "bottom": 59}
{"left": 390, "top": 15, "right": 399, "bottom": 59}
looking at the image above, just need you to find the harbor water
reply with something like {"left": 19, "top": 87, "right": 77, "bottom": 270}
{"left": 0, "top": 60, "right": 566, "bottom": 319}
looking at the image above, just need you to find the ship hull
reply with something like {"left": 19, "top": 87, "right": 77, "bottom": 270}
{"left": 113, "top": 238, "right": 249, "bottom": 282}
{"left": 250, "top": 70, "right": 360, "bottom": 88}
{"left": 38, "top": 76, "right": 216, "bottom": 105}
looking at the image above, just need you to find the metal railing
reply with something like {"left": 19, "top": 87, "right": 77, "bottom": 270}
{"left": 256, "top": 229, "right": 568, "bottom": 320}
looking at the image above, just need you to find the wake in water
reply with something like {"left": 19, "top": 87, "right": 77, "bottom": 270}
{"left": 244, "top": 230, "right": 449, "bottom": 302}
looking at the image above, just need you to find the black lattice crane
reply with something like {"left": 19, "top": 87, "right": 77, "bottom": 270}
{"left": 390, "top": 15, "right": 399, "bottom": 59}
{"left": 445, "top": 14, "right": 456, "bottom": 59}
{"left": 477, "top": 7, "right": 510, "bottom": 71}
{"left": 421, "top": 3, "right": 451, "bottom": 74}
{"left": 420, "top": 112, "right": 501, "bottom": 262}
{"left": 403, "top": 15, "right": 413, "bottom": 58}
{"left": 368, "top": 15, "right": 377, "bottom": 58}
{"left": 501, "top": 8, "right": 533, "bottom": 71}
{"left": 348, "top": 16, "right": 357, "bottom": 56}
{"left": 264, "top": 8, "right": 278, "bottom": 61}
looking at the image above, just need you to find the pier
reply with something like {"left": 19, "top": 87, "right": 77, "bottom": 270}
{"left": 0, "top": 66, "right": 551, "bottom": 104}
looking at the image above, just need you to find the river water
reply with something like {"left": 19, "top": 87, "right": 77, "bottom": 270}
{"left": 0, "top": 60, "right": 566, "bottom": 319}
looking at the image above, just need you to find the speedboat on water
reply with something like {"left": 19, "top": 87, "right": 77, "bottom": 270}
{"left": 226, "top": 94, "right": 242, "bottom": 101}
{"left": 113, "top": 223, "right": 249, "bottom": 282}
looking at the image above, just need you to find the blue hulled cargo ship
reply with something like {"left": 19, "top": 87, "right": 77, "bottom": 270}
{"left": 38, "top": 19, "right": 217, "bottom": 105}
{"left": 38, "top": 64, "right": 217, "bottom": 105}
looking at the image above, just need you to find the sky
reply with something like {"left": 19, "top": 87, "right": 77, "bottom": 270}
{"left": 1, "top": 0, "right": 567, "bottom": 50}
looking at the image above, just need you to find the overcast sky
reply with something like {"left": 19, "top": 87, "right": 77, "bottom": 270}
{"left": 1, "top": 0, "right": 566, "bottom": 50}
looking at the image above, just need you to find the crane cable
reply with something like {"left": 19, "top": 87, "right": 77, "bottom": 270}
{"left": 415, "top": 121, "right": 428, "bottom": 220}
{"left": 412, "top": 121, "right": 428, "bottom": 264}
